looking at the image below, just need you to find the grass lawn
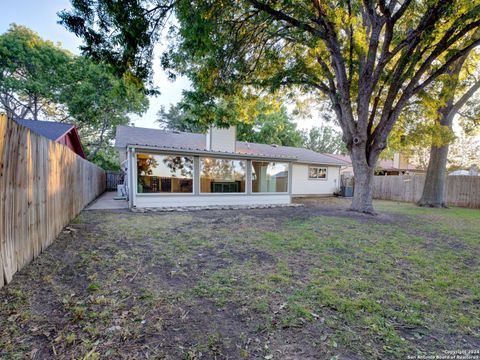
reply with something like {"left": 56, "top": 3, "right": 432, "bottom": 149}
{"left": 0, "top": 199, "right": 478, "bottom": 359}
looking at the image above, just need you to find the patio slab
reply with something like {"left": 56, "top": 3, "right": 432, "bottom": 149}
{"left": 85, "top": 191, "right": 128, "bottom": 210}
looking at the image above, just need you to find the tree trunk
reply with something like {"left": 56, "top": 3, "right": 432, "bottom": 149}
{"left": 417, "top": 54, "right": 471, "bottom": 208}
{"left": 418, "top": 143, "right": 449, "bottom": 207}
{"left": 350, "top": 147, "right": 377, "bottom": 214}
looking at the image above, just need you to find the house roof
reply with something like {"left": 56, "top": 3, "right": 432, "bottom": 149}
{"left": 115, "top": 125, "right": 348, "bottom": 166}
{"left": 14, "top": 118, "right": 86, "bottom": 159}
{"left": 324, "top": 153, "right": 419, "bottom": 171}
{"left": 14, "top": 118, "right": 74, "bottom": 141}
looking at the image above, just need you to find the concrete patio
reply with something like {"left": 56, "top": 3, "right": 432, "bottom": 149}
{"left": 85, "top": 191, "right": 128, "bottom": 210}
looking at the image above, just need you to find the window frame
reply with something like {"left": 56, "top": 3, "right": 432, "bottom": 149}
{"left": 199, "top": 157, "right": 247, "bottom": 195}
{"left": 135, "top": 153, "right": 195, "bottom": 195}
{"left": 251, "top": 161, "right": 290, "bottom": 194}
{"left": 308, "top": 166, "right": 328, "bottom": 181}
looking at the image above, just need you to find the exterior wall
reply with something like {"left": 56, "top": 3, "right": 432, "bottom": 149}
{"left": 127, "top": 148, "right": 343, "bottom": 208}
{"left": 118, "top": 151, "right": 127, "bottom": 164}
{"left": 206, "top": 126, "right": 236, "bottom": 152}
{"left": 135, "top": 194, "right": 291, "bottom": 208}
{"left": 291, "top": 164, "right": 340, "bottom": 196}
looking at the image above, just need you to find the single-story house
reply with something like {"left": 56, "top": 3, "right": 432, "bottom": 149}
{"left": 326, "top": 153, "right": 422, "bottom": 176}
{"left": 14, "top": 118, "right": 86, "bottom": 158}
{"left": 115, "top": 125, "right": 349, "bottom": 209}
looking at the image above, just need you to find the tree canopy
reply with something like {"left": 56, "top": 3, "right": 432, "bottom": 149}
{"left": 0, "top": 25, "right": 148, "bottom": 169}
{"left": 60, "top": 0, "right": 480, "bottom": 212}
{"left": 0, "top": 24, "right": 71, "bottom": 120}
{"left": 302, "top": 124, "right": 347, "bottom": 154}
{"left": 157, "top": 96, "right": 304, "bottom": 147}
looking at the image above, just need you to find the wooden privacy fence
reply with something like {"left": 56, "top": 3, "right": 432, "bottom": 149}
{"left": 0, "top": 114, "right": 105, "bottom": 289}
{"left": 373, "top": 174, "right": 480, "bottom": 208}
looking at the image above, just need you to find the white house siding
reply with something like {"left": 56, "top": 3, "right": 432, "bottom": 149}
{"left": 291, "top": 164, "right": 340, "bottom": 196}
{"left": 134, "top": 194, "right": 291, "bottom": 208}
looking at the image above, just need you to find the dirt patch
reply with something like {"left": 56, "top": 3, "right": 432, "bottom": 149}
{"left": 1, "top": 202, "right": 479, "bottom": 359}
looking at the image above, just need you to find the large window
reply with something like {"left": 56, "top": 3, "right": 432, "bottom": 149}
{"left": 252, "top": 161, "right": 289, "bottom": 193}
{"left": 200, "top": 158, "right": 246, "bottom": 193}
{"left": 137, "top": 154, "right": 193, "bottom": 193}
{"left": 309, "top": 166, "right": 327, "bottom": 180}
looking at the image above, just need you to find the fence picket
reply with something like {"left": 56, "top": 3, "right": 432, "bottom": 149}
{"left": 373, "top": 174, "right": 480, "bottom": 208}
{"left": 0, "top": 114, "right": 105, "bottom": 289}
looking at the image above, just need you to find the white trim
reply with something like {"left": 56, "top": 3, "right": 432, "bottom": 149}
{"left": 134, "top": 194, "right": 291, "bottom": 208}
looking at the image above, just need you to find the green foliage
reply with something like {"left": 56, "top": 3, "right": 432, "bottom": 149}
{"left": 0, "top": 24, "right": 71, "bottom": 120}
{"left": 236, "top": 102, "right": 304, "bottom": 147}
{"left": 83, "top": 146, "right": 122, "bottom": 171}
{"left": 0, "top": 25, "right": 148, "bottom": 170}
{"left": 157, "top": 95, "right": 305, "bottom": 147}
{"left": 61, "top": 57, "right": 148, "bottom": 167}
{"left": 157, "top": 103, "right": 206, "bottom": 133}
{"left": 302, "top": 124, "right": 347, "bottom": 154}
{"left": 59, "top": 1, "right": 480, "bottom": 153}
{"left": 58, "top": 0, "right": 165, "bottom": 89}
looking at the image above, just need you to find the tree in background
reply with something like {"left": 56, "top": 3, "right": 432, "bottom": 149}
{"left": 157, "top": 95, "right": 304, "bottom": 147}
{"left": 417, "top": 52, "right": 480, "bottom": 207}
{"left": 0, "top": 24, "right": 70, "bottom": 120}
{"left": 0, "top": 25, "right": 148, "bottom": 170}
{"left": 157, "top": 103, "right": 205, "bottom": 133}
{"left": 60, "top": 1, "right": 480, "bottom": 214}
{"left": 302, "top": 124, "right": 347, "bottom": 154}
{"left": 62, "top": 57, "right": 148, "bottom": 167}
{"left": 236, "top": 100, "right": 304, "bottom": 147}
{"left": 388, "top": 47, "right": 480, "bottom": 207}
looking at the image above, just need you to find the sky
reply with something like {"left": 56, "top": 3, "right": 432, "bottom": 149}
{"left": 1, "top": 1, "right": 477, "bottom": 141}
{"left": 0, "top": 0, "right": 193, "bottom": 129}
{"left": 0, "top": 0, "right": 321, "bottom": 131}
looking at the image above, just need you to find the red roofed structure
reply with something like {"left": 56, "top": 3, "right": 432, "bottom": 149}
{"left": 14, "top": 118, "right": 86, "bottom": 159}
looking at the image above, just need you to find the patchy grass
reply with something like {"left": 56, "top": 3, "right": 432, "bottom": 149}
{"left": 0, "top": 199, "right": 479, "bottom": 359}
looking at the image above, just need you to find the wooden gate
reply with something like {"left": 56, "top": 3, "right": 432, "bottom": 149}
{"left": 106, "top": 171, "right": 125, "bottom": 191}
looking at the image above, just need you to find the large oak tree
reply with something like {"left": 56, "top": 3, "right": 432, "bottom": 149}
{"left": 61, "top": 0, "right": 480, "bottom": 213}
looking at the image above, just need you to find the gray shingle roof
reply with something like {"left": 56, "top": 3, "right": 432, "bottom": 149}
{"left": 14, "top": 118, "right": 74, "bottom": 141}
{"left": 115, "top": 125, "right": 348, "bottom": 166}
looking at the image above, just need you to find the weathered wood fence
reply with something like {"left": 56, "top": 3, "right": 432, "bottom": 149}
{"left": 373, "top": 175, "right": 480, "bottom": 208}
{"left": 0, "top": 114, "right": 105, "bottom": 289}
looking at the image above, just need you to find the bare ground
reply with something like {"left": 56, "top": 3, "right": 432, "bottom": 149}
{"left": 1, "top": 198, "right": 479, "bottom": 359}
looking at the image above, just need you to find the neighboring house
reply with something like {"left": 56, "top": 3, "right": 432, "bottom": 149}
{"left": 449, "top": 166, "right": 479, "bottom": 176}
{"left": 325, "top": 153, "right": 421, "bottom": 176}
{"left": 115, "top": 125, "right": 348, "bottom": 209}
{"left": 14, "top": 118, "right": 86, "bottom": 159}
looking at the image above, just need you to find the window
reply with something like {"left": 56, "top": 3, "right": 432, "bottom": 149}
{"left": 309, "top": 166, "right": 327, "bottom": 180}
{"left": 200, "top": 158, "right": 246, "bottom": 193}
{"left": 137, "top": 154, "right": 193, "bottom": 193}
{"left": 252, "top": 161, "right": 289, "bottom": 193}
